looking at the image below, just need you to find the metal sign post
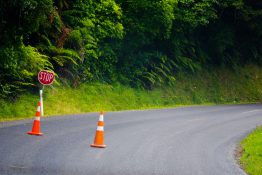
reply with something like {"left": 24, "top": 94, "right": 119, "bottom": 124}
{"left": 40, "top": 88, "right": 44, "bottom": 116}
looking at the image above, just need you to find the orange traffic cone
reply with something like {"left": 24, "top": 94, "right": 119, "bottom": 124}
{"left": 27, "top": 102, "right": 43, "bottom": 136}
{"left": 90, "top": 112, "right": 106, "bottom": 148}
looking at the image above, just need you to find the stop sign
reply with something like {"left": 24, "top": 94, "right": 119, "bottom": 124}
{"left": 38, "top": 70, "right": 55, "bottom": 85}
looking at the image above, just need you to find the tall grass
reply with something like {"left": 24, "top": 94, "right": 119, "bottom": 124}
{"left": 1, "top": 65, "right": 262, "bottom": 121}
{"left": 173, "top": 65, "right": 262, "bottom": 104}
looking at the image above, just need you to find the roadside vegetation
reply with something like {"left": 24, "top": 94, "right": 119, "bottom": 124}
{"left": 240, "top": 126, "right": 262, "bottom": 175}
{"left": 1, "top": 64, "right": 262, "bottom": 121}
{"left": 1, "top": 0, "right": 261, "bottom": 100}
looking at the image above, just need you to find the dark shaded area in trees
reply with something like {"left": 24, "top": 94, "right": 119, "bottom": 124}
{"left": 0, "top": 0, "right": 261, "bottom": 99}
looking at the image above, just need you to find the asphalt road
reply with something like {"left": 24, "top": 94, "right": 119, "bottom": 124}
{"left": 0, "top": 104, "right": 262, "bottom": 175}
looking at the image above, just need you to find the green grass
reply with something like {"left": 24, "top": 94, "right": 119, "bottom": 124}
{"left": 240, "top": 126, "right": 262, "bottom": 175}
{"left": 0, "top": 83, "right": 192, "bottom": 122}
{"left": 1, "top": 65, "right": 262, "bottom": 121}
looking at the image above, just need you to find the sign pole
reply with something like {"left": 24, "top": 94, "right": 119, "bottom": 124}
{"left": 40, "top": 87, "right": 44, "bottom": 116}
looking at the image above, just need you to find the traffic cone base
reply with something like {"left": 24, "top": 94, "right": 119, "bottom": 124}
{"left": 27, "top": 131, "right": 43, "bottom": 136}
{"left": 90, "top": 144, "right": 106, "bottom": 148}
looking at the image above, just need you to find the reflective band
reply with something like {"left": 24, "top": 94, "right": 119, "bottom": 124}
{"left": 99, "top": 115, "right": 104, "bottom": 121}
{"left": 97, "top": 126, "right": 104, "bottom": 131}
{"left": 35, "top": 117, "right": 40, "bottom": 121}
{"left": 37, "top": 106, "right": 41, "bottom": 112}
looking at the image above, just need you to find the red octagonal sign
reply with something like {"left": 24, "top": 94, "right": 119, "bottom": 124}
{"left": 38, "top": 70, "right": 55, "bottom": 85}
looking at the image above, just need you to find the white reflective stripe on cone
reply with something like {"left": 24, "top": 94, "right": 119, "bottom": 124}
{"left": 35, "top": 117, "right": 40, "bottom": 121}
{"left": 97, "top": 126, "right": 104, "bottom": 131}
{"left": 37, "top": 106, "right": 41, "bottom": 112}
{"left": 99, "top": 115, "right": 104, "bottom": 121}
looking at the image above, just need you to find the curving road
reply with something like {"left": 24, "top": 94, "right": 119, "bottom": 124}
{"left": 0, "top": 104, "right": 262, "bottom": 175}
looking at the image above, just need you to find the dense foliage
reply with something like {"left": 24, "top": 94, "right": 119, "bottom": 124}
{"left": 0, "top": 0, "right": 261, "bottom": 99}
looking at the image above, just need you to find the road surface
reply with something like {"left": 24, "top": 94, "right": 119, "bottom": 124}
{"left": 0, "top": 104, "right": 262, "bottom": 175}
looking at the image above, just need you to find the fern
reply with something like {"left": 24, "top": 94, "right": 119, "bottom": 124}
{"left": 135, "top": 52, "right": 177, "bottom": 88}
{"left": 0, "top": 44, "right": 52, "bottom": 100}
